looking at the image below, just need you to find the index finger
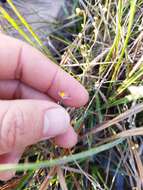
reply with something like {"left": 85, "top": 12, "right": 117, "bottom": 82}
{"left": 0, "top": 34, "right": 89, "bottom": 107}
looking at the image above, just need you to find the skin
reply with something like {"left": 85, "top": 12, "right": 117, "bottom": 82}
{"left": 0, "top": 33, "right": 89, "bottom": 181}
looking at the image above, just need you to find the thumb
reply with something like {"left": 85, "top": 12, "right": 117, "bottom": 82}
{"left": 0, "top": 100, "right": 75, "bottom": 154}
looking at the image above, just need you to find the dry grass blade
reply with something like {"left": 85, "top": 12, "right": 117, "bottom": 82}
{"left": 39, "top": 167, "right": 56, "bottom": 190}
{"left": 129, "top": 54, "right": 143, "bottom": 77}
{"left": 71, "top": 174, "right": 82, "bottom": 190}
{"left": 57, "top": 166, "right": 68, "bottom": 190}
{"left": 83, "top": 103, "right": 143, "bottom": 136}
{"left": 132, "top": 147, "right": 143, "bottom": 186}
{"left": 115, "top": 127, "right": 143, "bottom": 139}
{"left": 0, "top": 177, "right": 22, "bottom": 190}
{"left": 90, "top": 48, "right": 109, "bottom": 68}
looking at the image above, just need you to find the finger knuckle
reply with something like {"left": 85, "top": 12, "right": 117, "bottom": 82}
{"left": 15, "top": 45, "right": 24, "bottom": 80}
{"left": 0, "top": 106, "right": 25, "bottom": 150}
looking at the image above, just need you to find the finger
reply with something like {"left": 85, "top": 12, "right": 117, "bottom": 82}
{"left": 0, "top": 80, "right": 52, "bottom": 101}
{"left": 0, "top": 150, "right": 23, "bottom": 181}
{"left": 54, "top": 126, "right": 78, "bottom": 148}
{"left": 0, "top": 34, "right": 89, "bottom": 107}
{"left": 0, "top": 100, "right": 74, "bottom": 154}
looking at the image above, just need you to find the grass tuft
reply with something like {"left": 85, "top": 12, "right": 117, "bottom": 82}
{"left": 1, "top": 0, "right": 143, "bottom": 189}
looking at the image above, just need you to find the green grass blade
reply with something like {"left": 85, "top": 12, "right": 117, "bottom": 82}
{"left": 0, "top": 138, "right": 124, "bottom": 173}
{"left": 117, "top": 66, "right": 143, "bottom": 94}
{"left": 99, "top": 0, "right": 123, "bottom": 74}
{"left": 112, "top": 0, "right": 137, "bottom": 80}
{"left": 15, "top": 171, "right": 34, "bottom": 190}
{"left": 0, "top": 6, "right": 34, "bottom": 46}
{"left": 7, "top": 0, "right": 54, "bottom": 60}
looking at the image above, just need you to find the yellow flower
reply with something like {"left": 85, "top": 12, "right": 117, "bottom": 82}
{"left": 59, "top": 91, "right": 66, "bottom": 98}
{"left": 58, "top": 91, "right": 70, "bottom": 100}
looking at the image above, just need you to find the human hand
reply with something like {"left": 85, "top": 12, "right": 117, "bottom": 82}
{"left": 0, "top": 34, "right": 89, "bottom": 181}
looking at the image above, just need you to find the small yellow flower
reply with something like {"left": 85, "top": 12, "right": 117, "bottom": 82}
{"left": 58, "top": 91, "right": 70, "bottom": 101}
{"left": 59, "top": 91, "right": 66, "bottom": 98}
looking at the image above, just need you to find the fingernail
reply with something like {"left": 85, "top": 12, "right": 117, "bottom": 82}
{"left": 43, "top": 108, "right": 70, "bottom": 138}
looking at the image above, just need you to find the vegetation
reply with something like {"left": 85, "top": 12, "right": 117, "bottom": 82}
{"left": 0, "top": 0, "right": 143, "bottom": 189}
